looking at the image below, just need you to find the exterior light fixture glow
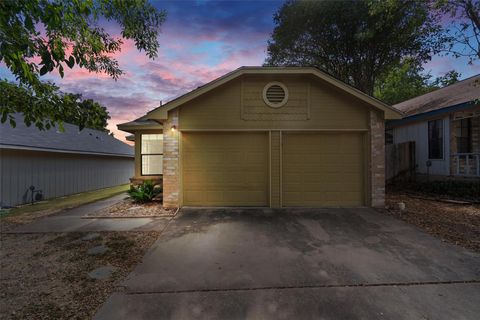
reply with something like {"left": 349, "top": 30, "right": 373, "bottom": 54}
{"left": 171, "top": 125, "right": 177, "bottom": 132}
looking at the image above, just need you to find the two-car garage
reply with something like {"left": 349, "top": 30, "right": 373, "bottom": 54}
{"left": 182, "top": 131, "right": 366, "bottom": 207}
{"left": 121, "top": 67, "right": 402, "bottom": 208}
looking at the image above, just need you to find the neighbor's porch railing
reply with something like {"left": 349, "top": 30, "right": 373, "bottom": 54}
{"left": 453, "top": 153, "right": 480, "bottom": 177}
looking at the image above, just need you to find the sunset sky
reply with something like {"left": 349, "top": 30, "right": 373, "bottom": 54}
{"left": 1, "top": 0, "right": 479, "bottom": 143}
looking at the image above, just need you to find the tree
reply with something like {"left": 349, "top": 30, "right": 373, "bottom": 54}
{"left": 265, "top": 0, "right": 443, "bottom": 95}
{"left": 374, "top": 59, "right": 460, "bottom": 105}
{"left": 0, "top": 0, "right": 166, "bottom": 128}
{"left": 61, "top": 93, "right": 111, "bottom": 131}
{"left": 1, "top": 79, "right": 110, "bottom": 131}
{"left": 436, "top": 0, "right": 480, "bottom": 63}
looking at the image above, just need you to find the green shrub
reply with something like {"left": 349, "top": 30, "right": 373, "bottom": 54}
{"left": 128, "top": 180, "right": 162, "bottom": 203}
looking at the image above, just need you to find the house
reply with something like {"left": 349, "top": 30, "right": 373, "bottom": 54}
{"left": 118, "top": 67, "right": 402, "bottom": 208}
{"left": 387, "top": 75, "right": 480, "bottom": 178}
{"left": 0, "top": 114, "right": 134, "bottom": 207}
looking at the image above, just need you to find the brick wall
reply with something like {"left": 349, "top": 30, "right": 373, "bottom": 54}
{"left": 162, "top": 109, "right": 180, "bottom": 208}
{"left": 370, "top": 110, "right": 385, "bottom": 207}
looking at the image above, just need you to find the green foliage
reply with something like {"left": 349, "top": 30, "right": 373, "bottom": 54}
{"left": 0, "top": 79, "right": 110, "bottom": 131}
{"left": 0, "top": 0, "right": 166, "bottom": 128}
{"left": 265, "top": 0, "right": 444, "bottom": 95}
{"left": 61, "top": 93, "right": 110, "bottom": 131}
{"left": 128, "top": 181, "right": 162, "bottom": 203}
{"left": 435, "top": 0, "right": 480, "bottom": 64}
{"left": 374, "top": 59, "right": 460, "bottom": 105}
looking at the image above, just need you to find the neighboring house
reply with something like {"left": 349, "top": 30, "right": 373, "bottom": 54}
{"left": 119, "top": 67, "right": 401, "bottom": 208}
{"left": 387, "top": 75, "right": 480, "bottom": 178}
{"left": 0, "top": 114, "right": 134, "bottom": 207}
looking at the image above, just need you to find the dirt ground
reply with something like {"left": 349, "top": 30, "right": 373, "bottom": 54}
{"left": 0, "top": 231, "right": 158, "bottom": 320}
{"left": 385, "top": 192, "right": 480, "bottom": 252}
{"left": 86, "top": 199, "right": 176, "bottom": 218}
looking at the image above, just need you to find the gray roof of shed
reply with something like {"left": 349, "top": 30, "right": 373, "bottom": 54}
{"left": 0, "top": 113, "right": 133, "bottom": 157}
{"left": 393, "top": 74, "right": 480, "bottom": 116}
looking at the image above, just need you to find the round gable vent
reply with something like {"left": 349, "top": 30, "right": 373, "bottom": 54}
{"left": 263, "top": 82, "right": 288, "bottom": 108}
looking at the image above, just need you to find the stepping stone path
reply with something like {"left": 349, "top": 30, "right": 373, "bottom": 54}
{"left": 87, "top": 244, "right": 109, "bottom": 255}
{"left": 81, "top": 233, "right": 101, "bottom": 241}
{"left": 88, "top": 266, "right": 117, "bottom": 280}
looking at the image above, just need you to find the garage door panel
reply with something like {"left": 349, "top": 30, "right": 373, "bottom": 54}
{"left": 183, "top": 132, "right": 268, "bottom": 206}
{"left": 282, "top": 132, "right": 365, "bottom": 207}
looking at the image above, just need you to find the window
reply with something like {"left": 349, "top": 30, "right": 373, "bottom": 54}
{"left": 456, "top": 118, "right": 472, "bottom": 153}
{"left": 141, "top": 134, "right": 163, "bottom": 175}
{"left": 428, "top": 119, "right": 443, "bottom": 159}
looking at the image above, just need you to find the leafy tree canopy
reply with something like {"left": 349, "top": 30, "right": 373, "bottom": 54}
{"left": 265, "top": 0, "right": 444, "bottom": 95}
{"left": 0, "top": 0, "right": 166, "bottom": 129}
{"left": 374, "top": 59, "right": 460, "bottom": 105}
{"left": 436, "top": 0, "right": 480, "bottom": 63}
{"left": 1, "top": 79, "right": 110, "bottom": 132}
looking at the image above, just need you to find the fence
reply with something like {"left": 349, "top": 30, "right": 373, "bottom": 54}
{"left": 385, "top": 141, "right": 416, "bottom": 182}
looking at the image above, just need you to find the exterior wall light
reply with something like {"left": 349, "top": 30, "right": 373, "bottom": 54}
{"left": 171, "top": 125, "right": 177, "bottom": 132}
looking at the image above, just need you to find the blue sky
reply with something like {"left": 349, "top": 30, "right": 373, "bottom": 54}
{"left": 1, "top": 0, "right": 478, "bottom": 142}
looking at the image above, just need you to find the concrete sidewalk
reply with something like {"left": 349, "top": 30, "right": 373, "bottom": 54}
{"left": 3, "top": 194, "right": 171, "bottom": 233}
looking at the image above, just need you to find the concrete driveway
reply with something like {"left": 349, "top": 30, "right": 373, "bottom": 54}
{"left": 95, "top": 207, "right": 480, "bottom": 320}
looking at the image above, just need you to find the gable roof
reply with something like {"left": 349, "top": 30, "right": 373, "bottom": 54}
{"left": 1, "top": 113, "right": 133, "bottom": 157}
{"left": 393, "top": 74, "right": 480, "bottom": 117}
{"left": 117, "top": 119, "right": 162, "bottom": 133}
{"left": 134, "top": 66, "right": 402, "bottom": 122}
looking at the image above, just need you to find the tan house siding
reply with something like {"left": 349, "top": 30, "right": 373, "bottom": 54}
{"left": 242, "top": 77, "right": 310, "bottom": 121}
{"left": 270, "top": 131, "right": 281, "bottom": 207}
{"left": 163, "top": 109, "right": 180, "bottom": 208}
{"left": 370, "top": 110, "right": 385, "bottom": 207}
{"left": 178, "top": 75, "right": 370, "bottom": 130}
{"left": 134, "top": 70, "right": 397, "bottom": 208}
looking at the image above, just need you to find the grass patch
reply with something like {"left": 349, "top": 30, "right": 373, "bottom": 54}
{"left": 3, "top": 184, "right": 129, "bottom": 218}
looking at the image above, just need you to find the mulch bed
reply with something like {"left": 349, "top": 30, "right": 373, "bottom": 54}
{"left": 383, "top": 192, "right": 480, "bottom": 252}
{"left": 86, "top": 199, "right": 176, "bottom": 218}
{"left": 0, "top": 231, "right": 159, "bottom": 320}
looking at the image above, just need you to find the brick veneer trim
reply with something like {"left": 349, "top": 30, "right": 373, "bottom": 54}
{"left": 370, "top": 111, "right": 385, "bottom": 207}
{"left": 162, "top": 109, "right": 180, "bottom": 208}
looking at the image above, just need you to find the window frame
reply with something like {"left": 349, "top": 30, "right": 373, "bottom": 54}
{"left": 140, "top": 134, "right": 163, "bottom": 176}
{"left": 456, "top": 118, "right": 472, "bottom": 154}
{"left": 428, "top": 119, "right": 444, "bottom": 160}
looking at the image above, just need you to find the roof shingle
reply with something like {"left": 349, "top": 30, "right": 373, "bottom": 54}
{"left": 393, "top": 75, "right": 480, "bottom": 117}
{"left": 0, "top": 114, "right": 133, "bottom": 157}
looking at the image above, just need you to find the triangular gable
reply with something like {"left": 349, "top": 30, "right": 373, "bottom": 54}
{"left": 140, "top": 66, "right": 403, "bottom": 121}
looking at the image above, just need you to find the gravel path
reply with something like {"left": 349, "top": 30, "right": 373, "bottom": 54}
{"left": 86, "top": 199, "right": 176, "bottom": 218}
{"left": 384, "top": 192, "right": 480, "bottom": 252}
{"left": 0, "top": 231, "right": 159, "bottom": 319}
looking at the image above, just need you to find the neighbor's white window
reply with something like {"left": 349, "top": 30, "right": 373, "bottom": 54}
{"left": 141, "top": 134, "right": 163, "bottom": 175}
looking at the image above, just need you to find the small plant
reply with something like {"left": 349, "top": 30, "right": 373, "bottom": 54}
{"left": 128, "top": 180, "right": 162, "bottom": 203}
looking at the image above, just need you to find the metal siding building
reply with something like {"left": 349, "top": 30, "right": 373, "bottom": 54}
{"left": 392, "top": 116, "right": 451, "bottom": 175}
{"left": 0, "top": 114, "right": 134, "bottom": 207}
